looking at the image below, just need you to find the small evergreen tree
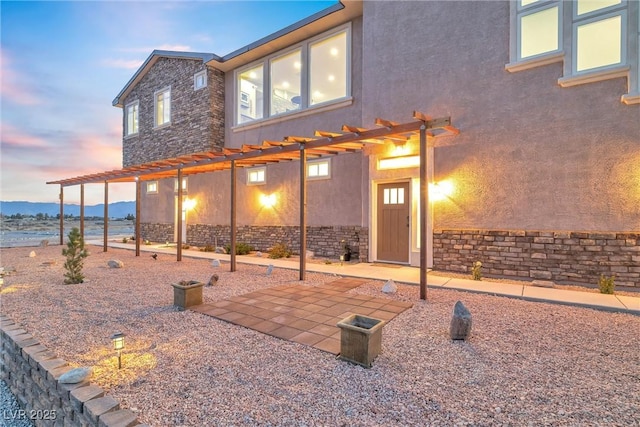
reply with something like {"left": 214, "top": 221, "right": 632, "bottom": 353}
{"left": 62, "top": 227, "right": 88, "bottom": 284}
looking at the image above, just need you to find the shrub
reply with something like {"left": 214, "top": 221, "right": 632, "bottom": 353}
{"left": 224, "top": 242, "right": 254, "bottom": 255}
{"left": 201, "top": 244, "right": 215, "bottom": 252}
{"left": 269, "top": 243, "right": 292, "bottom": 259}
{"left": 122, "top": 237, "right": 128, "bottom": 243}
{"left": 471, "top": 261, "right": 482, "bottom": 281}
{"left": 62, "top": 227, "right": 89, "bottom": 284}
{"left": 598, "top": 274, "right": 615, "bottom": 294}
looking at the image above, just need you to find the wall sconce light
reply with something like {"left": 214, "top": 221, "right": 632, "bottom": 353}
{"left": 260, "top": 193, "right": 277, "bottom": 208}
{"left": 184, "top": 197, "right": 197, "bottom": 211}
{"left": 111, "top": 332, "right": 125, "bottom": 369}
{"left": 429, "top": 180, "right": 454, "bottom": 202}
{"left": 391, "top": 143, "right": 410, "bottom": 157}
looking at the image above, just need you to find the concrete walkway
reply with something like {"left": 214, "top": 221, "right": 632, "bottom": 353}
{"left": 90, "top": 240, "right": 640, "bottom": 315}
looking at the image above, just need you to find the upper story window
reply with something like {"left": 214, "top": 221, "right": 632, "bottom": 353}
{"left": 146, "top": 181, "right": 158, "bottom": 194}
{"left": 194, "top": 71, "right": 207, "bottom": 90}
{"left": 507, "top": 0, "right": 637, "bottom": 103}
{"left": 235, "top": 24, "right": 350, "bottom": 125}
{"left": 125, "top": 101, "right": 139, "bottom": 136}
{"left": 307, "top": 158, "right": 331, "bottom": 180}
{"left": 155, "top": 87, "right": 171, "bottom": 127}
{"left": 247, "top": 166, "right": 266, "bottom": 185}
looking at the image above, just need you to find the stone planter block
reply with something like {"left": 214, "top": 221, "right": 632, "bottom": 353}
{"left": 337, "top": 314, "right": 385, "bottom": 368}
{"left": 172, "top": 281, "right": 204, "bottom": 309}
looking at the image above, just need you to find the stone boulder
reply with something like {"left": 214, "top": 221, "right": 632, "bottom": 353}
{"left": 211, "top": 259, "right": 221, "bottom": 267}
{"left": 59, "top": 367, "right": 92, "bottom": 384}
{"left": 382, "top": 279, "right": 397, "bottom": 294}
{"left": 450, "top": 301, "right": 472, "bottom": 341}
{"left": 29, "top": 251, "right": 36, "bottom": 258}
{"left": 108, "top": 259, "right": 124, "bottom": 268}
{"left": 207, "top": 274, "right": 219, "bottom": 287}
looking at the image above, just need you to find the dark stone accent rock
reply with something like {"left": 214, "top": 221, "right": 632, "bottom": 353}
{"left": 450, "top": 301, "right": 472, "bottom": 341}
{"left": 207, "top": 274, "right": 219, "bottom": 286}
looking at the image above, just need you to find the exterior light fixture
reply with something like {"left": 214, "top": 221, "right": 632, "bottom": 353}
{"left": 429, "top": 181, "right": 454, "bottom": 201}
{"left": 260, "top": 193, "right": 277, "bottom": 208}
{"left": 111, "top": 332, "right": 125, "bottom": 369}
{"left": 184, "top": 198, "right": 197, "bottom": 211}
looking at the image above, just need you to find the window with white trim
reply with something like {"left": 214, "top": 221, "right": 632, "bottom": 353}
{"left": 507, "top": 1, "right": 637, "bottom": 102}
{"left": 146, "top": 181, "right": 158, "bottom": 194}
{"left": 125, "top": 101, "right": 139, "bottom": 136}
{"left": 307, "top": 158, "right": 331, "bottom": 180}
{"left": 247, "top": 166, "right": 266, "bottom": 185}
{"left": 235, "top": 24, "right": 350, "bottom": 125}
{"left": 174, "top": 177, "right": 187, "bottom": 192}
{"left": 154, "top": 87, "right": 171, "bottom": 127}
{"left": 194, "top": 70, "right": 207, "bottom": 90}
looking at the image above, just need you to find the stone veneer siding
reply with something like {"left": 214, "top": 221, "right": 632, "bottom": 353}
{"left": 0, "top": 315, "right": 144, "bottom": 427}
{"left": 433, "top": 229, "right": 640, "bottom": 287}
{"left": 140, "top": 223, "right": 369, "bottom": 261}
{"left": 122, "top": 58, "right": 225, "bottom": 166}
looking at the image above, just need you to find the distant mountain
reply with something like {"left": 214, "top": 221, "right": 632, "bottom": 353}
{"left": 0, "top": 201, "right": 135, "bottom": 218}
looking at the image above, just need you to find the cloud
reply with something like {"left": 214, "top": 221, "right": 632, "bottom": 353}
{"left": 0, "top": 49, "right": 43, "bottom": 106}
{"left": 101, "top": 58, "right": 145, "bottom": 69}
{"left": 0, "top": 123, "right": 50, "bottom": 149}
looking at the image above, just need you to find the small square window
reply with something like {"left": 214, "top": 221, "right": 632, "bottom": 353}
{"left": 146, "top": 181, "right": 158, "bottom": 194}
{"left": 247, "top": 166, "right": 266, "bottom": 185}
{"left": 307, "top": 159, "right": 331, "bottom": 180}
{"left": 174, "top": 177, "right": 188, "bottom": 192}
{"left": 194, "top": 71, "right": 207, "bottom": 90}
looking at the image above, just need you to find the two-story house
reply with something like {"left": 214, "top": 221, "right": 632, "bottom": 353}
{"left": 51, "top": 0, "right": 640, "bottom": 288}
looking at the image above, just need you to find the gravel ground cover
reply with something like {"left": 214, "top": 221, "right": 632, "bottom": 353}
{"left": 1, "top": 246, "right": 638, "bottom": 426}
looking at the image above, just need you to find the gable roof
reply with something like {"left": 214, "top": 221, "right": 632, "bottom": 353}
{"left": 112, "top": 1, "right": 362, "bottom": 107}
{"left": 112, "top": 51, "right": 219, "bottom": 107}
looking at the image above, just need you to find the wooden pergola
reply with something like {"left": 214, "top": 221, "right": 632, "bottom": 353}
{"left": 48, "top": 111, "right": 459, "bottom": 300}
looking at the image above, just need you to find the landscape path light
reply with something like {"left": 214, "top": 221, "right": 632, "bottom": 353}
{"left": 111, "top": 332, "right": 125, "bottom": 369}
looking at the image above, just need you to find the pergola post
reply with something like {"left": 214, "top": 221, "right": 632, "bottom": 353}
{"left": 103, "top": 181, "right": 109, "bottom": 252}
{"left": 230, "top": 160, "right": 237, "bottom": 272}
{"left": 177, "top": 168, "right": 183, "bottom": 262}
{"left": 135, "top": 177, "right": 141, "bottom": 257}
{"left": 59, "top": 185, "right": 64, "bottom": 245}
{"left": 80, "top": 184, "right": 85, "bottom": 241}
{"left": 299, "top": 145, "right": 307, "bottom": 281}
{"left": 419, "top": 124, "right": 428, "bottom": 300}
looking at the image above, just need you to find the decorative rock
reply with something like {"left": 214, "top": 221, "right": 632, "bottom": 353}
{"left": 450, "top": 301, "right": 472, "bottom": 341}
{"left": 207, "top": 274, "right": 219, "bottom": 287}
{"left": 214, "top": 247, "right": 225, "bottom": 254}
{"left": 211, "top": 259, "right": 221, "bottom": 267}
{"left": 59, "top": 367, "right": 92, "bottom": 384}
{"left": 306, "top": 250, "right": 315, "bottom": 258}
{"left": 532, "top": 280, "right": 555, "bottom": 288}
{"left": 382, "top": 279, "right": 397, "bottom": 294}
{"left": 29, "top": 251, "right": 36, "bottom": 258}
{"left": 255, "top": 251, "right": 263, "bottom": 257}
{"left": 108, "top": 259, "right": 124, "bottom": 268}
{"left": 40, "top": 239, "right": 49, "bottom": 247}
{"left": 266, "top": 265, "right": 274, "bottom": 276}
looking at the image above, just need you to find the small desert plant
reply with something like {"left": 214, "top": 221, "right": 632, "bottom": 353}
{"left": 471, "top": 261, "right": 483, "bottom": 281}
{"left": 201, "top": 244, "right": 215, "bottom": 252}
{"left": 122, "top": 237, "right": 128, "bottom": 243}
{"left": 269, "top": 243, "right": 292, "bottom": 259}
{"left": 144, "top": 239, "right": 151, "bottom": 245}
{"left": 224, "top": 242, "right": 254, "bottom": 255}
{"left": 182, "top": 244, "right": 190, "bottom": 250}
{"left": 598, "top": 274, "right": 615, "bottom": 294}
{"left": 62, "top": 227, "right": 89, "bottom": 284}
{"left": 324, "top": 260, "right": 332, "bottom": 265}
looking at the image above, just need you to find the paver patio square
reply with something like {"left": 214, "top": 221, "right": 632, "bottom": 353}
{"left": 360, "top": 301, "right": 386, "bottom": 309}
{"left": 289, "top": 309, "right": 312, "bottom": 318}
{"left": 302, "top": 303, "right": 326, "bottom": 313}
{"left": 314, "top": 337, "right": 340, "bottom": 354}
{"left": 348, "top": 307, "right": 377, "bottom": 316}
{"left": 306, "top": 312, "right": 334, "bottom": 324}
{"left": 270, "top": 314, "right": 299, "bottom": 325}
{"left": 369, "top": 310, "right": 398, "bottom": 321}
{"left": 299, "top": 296, "right": 321, "bottom": 304}
{"left": 233, "top": 315, "right": 263, "bottom": 328}
{"left": 314, "top": 299, "right": 338, "bottom": 308}
{"left": 271, "top": 305, "right": 295, "bottom": 314}
{"left": 252, "top": 320, "right": 282, "bottom": 334}
{"left": 322, "top": 304, "right": 354, "bottom": 316}
{"left": 216, "top": 311, "right": 247, "bottom": 322}
{"left": 287, "top": 301, "right": 309, "bottom": 308}
{"left": 252, "top": 309, "right": 280, "bottom": 320}
{"left": 270, "top": 326, "right": 305, "bottom": 340}
{"left": 290, "top": 331, "right": 325, "bottom": 346}
{"left": 289, "top": 318, "right": 318, "bottom": 331}
{"left": 254, "top": 301, "right": 279, "bottom": 310}
{"left": 309, "top": 323, "right": 338, "bottom": 337}
{"left": 211, "top": 300, "right": 234, "bottom": 308}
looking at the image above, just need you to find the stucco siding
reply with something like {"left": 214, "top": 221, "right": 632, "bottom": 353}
{"left": 361, "top": 0, "right": 640, "bottom": 232}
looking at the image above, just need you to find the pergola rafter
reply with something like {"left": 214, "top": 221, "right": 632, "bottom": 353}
{"left": 47, "top": 112, "right": 459, "bottom": 300}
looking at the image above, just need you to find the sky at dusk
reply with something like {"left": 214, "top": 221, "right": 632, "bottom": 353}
{"left": 1, "top": 0, "right": 336, "bottom": 205}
